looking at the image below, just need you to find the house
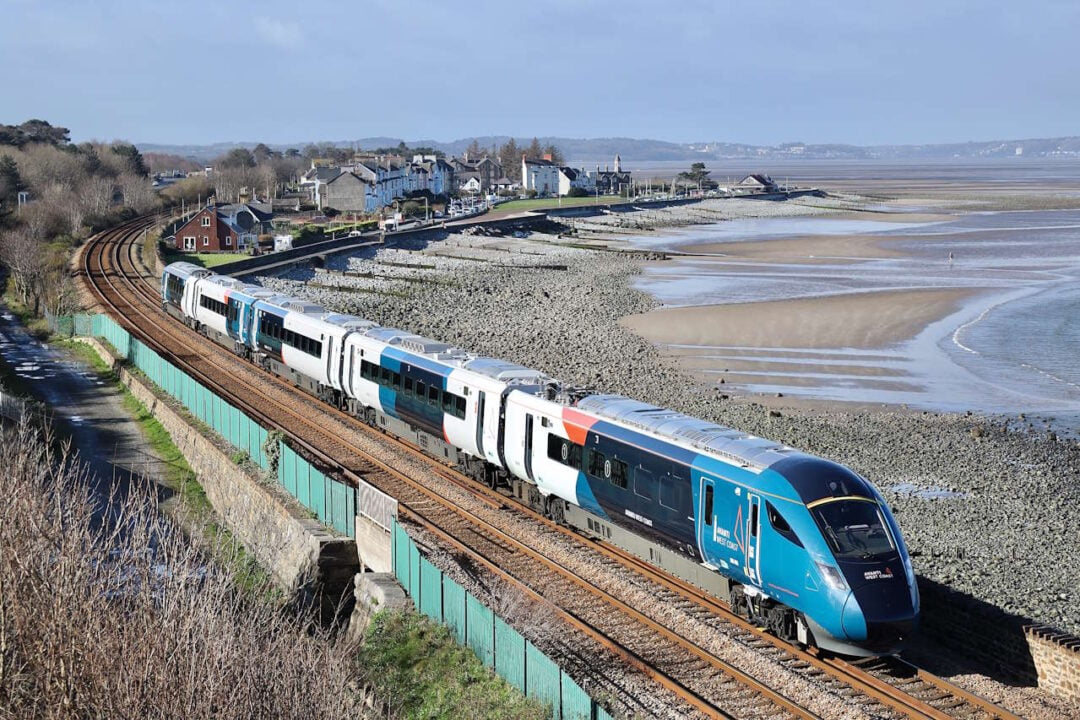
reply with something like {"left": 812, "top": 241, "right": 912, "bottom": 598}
{"left": 491, "top": 177, "right": 515, "bottom": 194}
{"left": 300, "top": 165, "right": 344, "bottom": 207}
{"left": 451, "top": 154, "right": 502, "bottom": 192}
{"left": 558, "top": 167, "right": 595, "bottom": 196}
{"left": 459, "top": 175, "right": 482, "bottom": 194}
{"left": 521, "top": 155, "right": 561, "bottom": 196}
{"left": 589, "top": 154, "right": 631, "bottom": 195}
{"left": 737, "top": 173, "right": 779, "bottom": 193}
{"left": 172, "top": 202, "right": 273, "bottom": 253}
{"left": 322, "top": 171, "right": 373, "bottom": 214}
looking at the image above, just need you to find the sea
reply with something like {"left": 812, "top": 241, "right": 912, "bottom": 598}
{"left": 616, "top": 159, "right": 1080, "bottom": 424}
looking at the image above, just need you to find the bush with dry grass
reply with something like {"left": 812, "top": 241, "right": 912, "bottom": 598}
{"left": 0, "top": 421, "right": 368, "bottom": 718}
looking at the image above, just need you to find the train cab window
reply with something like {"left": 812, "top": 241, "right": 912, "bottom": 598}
{"left": 704, "top": 485, "right": 714, "bottom": 526}
{"left": 442, "top": 392, "right": 454, "bottom": 413}
{"left": 428, "top": 385, "right": 439, "bottom": 407}
{"left": 416, "top": 381, "right": 426, "bottom": 399}
{"left": 586, "top": 449, "right": 607, "bottom": 480}
{"left": 634, "top": 467, "right": 655, "bottom": 500}
{"left": 404, "top": 377, "right": 413, "bottom": 393}
{"left": 610, "top": 459, "right": 629, "bottom": 489}
{"left": 766, "top": 502, "right": 803, "bottom": 548}
{"left": 811, "top": 499, "right": 895, "bottom": 559}
{"left": 455, "top": 396, "right": 467, "bottom": 420}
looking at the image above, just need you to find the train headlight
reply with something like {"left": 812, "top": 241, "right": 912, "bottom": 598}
{"left": 816, "top": 562, "right": 848, "bottom": 592}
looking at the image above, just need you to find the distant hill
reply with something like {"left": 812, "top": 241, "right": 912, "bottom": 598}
{"left": 137, "top": 135, "right": 1080, "bottom": 163}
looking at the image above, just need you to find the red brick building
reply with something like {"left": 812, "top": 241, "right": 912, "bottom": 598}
{"left": 172, "top": 203, "right": 273, "bottom": 253}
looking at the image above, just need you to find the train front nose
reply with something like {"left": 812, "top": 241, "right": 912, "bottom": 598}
{"left": 841, "top": 573, "right": 918, "bottom": 654}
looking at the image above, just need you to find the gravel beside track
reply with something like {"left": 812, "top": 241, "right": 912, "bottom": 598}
{"left": 251, "top": 198, "right": 1080, "bottom": 718}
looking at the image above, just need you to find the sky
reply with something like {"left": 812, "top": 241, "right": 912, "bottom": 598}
{"left": 1, "top": 0, "right": 1078, "bottom": 147}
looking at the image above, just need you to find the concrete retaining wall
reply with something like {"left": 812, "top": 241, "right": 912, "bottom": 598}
{"left": 76, "top": 337, "right": 359, "bottom": 615}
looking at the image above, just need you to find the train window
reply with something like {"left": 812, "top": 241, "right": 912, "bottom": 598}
{"left": 766, "top": 502, "right": 803, "bottom": 547}
{"left": 404, "top": 377, "right": 413, "bottom": 393}
{"left": 199, "top": 295, "right": 227, "bottom": 316}
{"left": 441, "top": 392, "right": 453, "bottom": 413}
{"left": 380, "top": 367, "right": 391, "bottom": 384}
{"left": 634, "top": 467, "right": 655, "bottom": 500}
{"left": 455, "top": 396, "right": 466, "bottom": 419}
{"left": 704, "top": 485, "right": 714, "bottom": 526}
{"left": 428, "top": 385, "right": 439, "bottom": 406}
{"left": 587, "top": 449, "right": 607, "bottom": 480}
{"left": 392, "top": 372, "right": 402, "bottom": 388}
{"left": 546, "top": 435, "right": 583, "bottom": 469}
{"left": 610, "top": 459, "right": 629, "bottom": 490}
{"left": 416, "top": 381, "right": 426, "bottom": 399}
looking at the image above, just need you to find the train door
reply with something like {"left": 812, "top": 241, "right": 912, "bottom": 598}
{"left": 746, "top": 493, "right": 762, "bottom": 585}
{"left": 524, "top": 414, "right": 534, "bottom": 482}
{"left": 697, "top": 476, "right": 715, "bottom": 563}
{"left": 475, "top": 391, "right": 486, "bottom": 457}
{"left": 324, "top": 335, "right": 335, "bottom": 389}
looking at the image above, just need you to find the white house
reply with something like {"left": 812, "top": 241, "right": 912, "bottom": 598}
{"left": 558, "top": 167, "right": 596, "bottom": 196}
{"left": 521, "top": 155, "right": 561, "bottom": 196}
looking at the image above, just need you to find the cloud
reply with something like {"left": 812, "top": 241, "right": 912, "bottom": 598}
{"left": 254, "top": 17, "right": 303, "bottom": 49}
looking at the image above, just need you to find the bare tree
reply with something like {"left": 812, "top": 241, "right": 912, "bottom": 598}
{"left": 0, "top": 421, "right": 373, "bottom": 719}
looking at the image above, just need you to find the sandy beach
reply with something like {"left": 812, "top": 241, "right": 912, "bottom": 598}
{"left": 679, "top": 233, "right": 907, "bottom": 263}
{"left": 619, "top": 287, "right": 979, "bottom": 350}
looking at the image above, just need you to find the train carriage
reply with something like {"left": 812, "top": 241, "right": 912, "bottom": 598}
{"left": 161, "top": 262, "right": 210, "bottom": 321}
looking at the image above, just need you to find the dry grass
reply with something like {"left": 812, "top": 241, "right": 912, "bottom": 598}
{"left": 0, "top": 420, "right": 369, "bottom": 719}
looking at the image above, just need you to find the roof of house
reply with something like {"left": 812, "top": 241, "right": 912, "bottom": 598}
{"left": 524, "top": 157, "right": 556, "bottom": 166}
{"left": 493, "top": 176, "right": 513, "bottom": 186}
{"left": 740, "top": 173, "right": 775, "bottom": 185}
{"left": 559, "top": 167, "right": 578, "bottom": 180}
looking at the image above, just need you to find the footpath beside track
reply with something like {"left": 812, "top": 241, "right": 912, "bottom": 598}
{"left": 78, "top": 216, "right": 1031, "bottom": 720}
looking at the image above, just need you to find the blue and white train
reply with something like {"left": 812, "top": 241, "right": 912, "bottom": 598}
{"left": 163, "top": 261, "right": 919, "bottom": 656}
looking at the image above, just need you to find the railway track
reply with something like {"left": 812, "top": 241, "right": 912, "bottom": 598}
{"left": 78, "top": 216, "right": 1028, "bottom": 720}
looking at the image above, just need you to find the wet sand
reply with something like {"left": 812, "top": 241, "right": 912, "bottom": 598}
{"left": 681, "top": 233, "right": 905, "bottom": 263}
{"left": 619, "top": 287, "right": 980, "bottom": 351}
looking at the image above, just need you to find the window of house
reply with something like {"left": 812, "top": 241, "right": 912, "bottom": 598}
{"left": 183, "top": 236, "right": 195, "bottom": 250}
{"left": 201, "top": 216, "right": 211, "bottom": 227}
{"left": 224, "top": 236, "right": 231, "bottom": 246}
{"left": 202, "top": 237, "right": 209, "bottom": 246}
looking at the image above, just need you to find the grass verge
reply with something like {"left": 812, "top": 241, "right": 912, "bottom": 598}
{"left": 492, "top": 195, "right": 626, "bottom": 213}
{"left": 54, "top": 338, "right": 277, "bottom": 597}
{"left": 163, "top": 249, "right": 252, "bottom": 269}
{"left": 358, "top": 610, "right": 547, "bottom": 720}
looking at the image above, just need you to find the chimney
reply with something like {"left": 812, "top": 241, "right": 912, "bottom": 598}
{"left": 542, "top": 153, "right": 553, "bottom": 162}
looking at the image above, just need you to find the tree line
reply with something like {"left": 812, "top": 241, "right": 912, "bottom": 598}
{"left": 0, "top": 119, "right": 158, "bottom": 317}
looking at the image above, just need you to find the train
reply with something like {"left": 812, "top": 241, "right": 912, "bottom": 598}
{"left": 162, "top": 261, "right": 919, "bottom": 656}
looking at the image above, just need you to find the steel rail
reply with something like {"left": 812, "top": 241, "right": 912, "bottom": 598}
{"left": 83, "top": 218, "right": 820, "bottom": 719}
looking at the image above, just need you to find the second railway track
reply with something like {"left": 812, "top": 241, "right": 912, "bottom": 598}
{"left": 78, "top": 216, "right": 1029, "bottom": 720}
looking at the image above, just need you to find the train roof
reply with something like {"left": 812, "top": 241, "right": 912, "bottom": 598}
{"left": 463, "top": 357, "right": 549, "bottom": 384}
{"left": 164, "top": 261, "right": 210, "bottom": 279}
{"left": 575, "top": 394, "right": 798, "bottom": 471}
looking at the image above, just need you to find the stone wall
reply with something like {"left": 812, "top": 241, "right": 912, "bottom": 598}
{"left": 1027, "top": 625, "right": 1080, "bottom": 703}
{"left": 76, "top": 337, "right": 359, "bottom": 617}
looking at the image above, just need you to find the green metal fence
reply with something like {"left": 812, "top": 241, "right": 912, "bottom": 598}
{"left": 87, "top": 314, "right": 357, "bottom": 537}
{"left": 392, "top": 519, "right": 613, "bottom": 720}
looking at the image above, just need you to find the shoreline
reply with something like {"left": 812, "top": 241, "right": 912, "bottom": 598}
{"left": 249, "top": 190, "right": 1080, "bottom": 646}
